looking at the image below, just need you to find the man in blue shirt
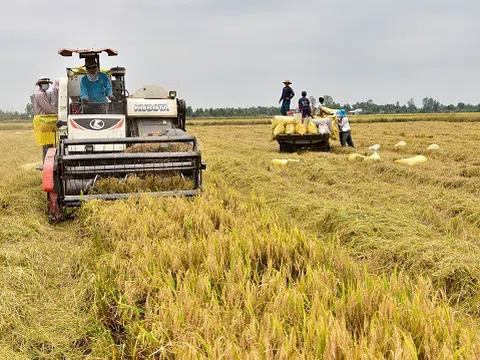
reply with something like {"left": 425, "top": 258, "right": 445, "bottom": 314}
{"left": 278, "top": 80, "right": 295, "bottom": 115}
{"left": 80, "top": 57, "right": 114, "bottom": 114}
{"left": 298, "top": 91, "right": 312, "bottom": 119}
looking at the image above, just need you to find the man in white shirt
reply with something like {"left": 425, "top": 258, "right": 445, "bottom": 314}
{"left": 336, "top": 109, "right": 354, "bottom": 147}
{"left": 314, "top": 96, "right": 330, "bottom": 117}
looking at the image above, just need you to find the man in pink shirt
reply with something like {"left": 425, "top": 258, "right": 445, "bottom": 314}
{"left": 33, "top": 77, "right": 58, "bottom": 115}
{"left": 33, "top": 77, "right": 59, "bottom": 164}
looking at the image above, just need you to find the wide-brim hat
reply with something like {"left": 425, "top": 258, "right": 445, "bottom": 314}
{"left": 336, "top": 109, "right": 347, "bottom": 117}
{"left": 36, "top": 76, "right": 53, "bottom": 86}
{"left": 283, "top": 80, "right": 292, "bottom": 84}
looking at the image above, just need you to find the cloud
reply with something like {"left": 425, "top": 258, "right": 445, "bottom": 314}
{"left": 1, "top": 0, "right": 480, "bottom": 111}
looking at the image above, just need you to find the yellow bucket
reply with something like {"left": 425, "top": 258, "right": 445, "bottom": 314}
{"left": 33, "top": 114, "right": 58, "bottom": 146}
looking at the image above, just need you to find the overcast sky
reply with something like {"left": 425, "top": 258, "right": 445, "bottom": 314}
{"left": 2, "top": 0, "right": 480, "bottom": 111}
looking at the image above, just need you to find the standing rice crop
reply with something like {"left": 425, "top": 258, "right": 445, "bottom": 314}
{"left": 80, "top": 180, "right": 480, "bottom": 358}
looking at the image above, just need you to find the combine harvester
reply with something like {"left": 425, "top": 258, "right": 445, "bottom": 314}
{"left": 42, "top": 48, "right": 205, "bottom": 220}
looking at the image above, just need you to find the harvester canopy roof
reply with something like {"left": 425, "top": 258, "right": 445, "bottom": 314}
{"left": 58, "top": 48, "right": 118, "bottom": 57}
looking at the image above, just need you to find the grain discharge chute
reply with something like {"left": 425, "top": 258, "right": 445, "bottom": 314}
{"left": 43, "top": 48, "right": 205, "bottom": 220}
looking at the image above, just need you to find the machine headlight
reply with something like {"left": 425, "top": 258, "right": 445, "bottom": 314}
{"left": 169, "top": 90, "right": 177, "bottom": 99}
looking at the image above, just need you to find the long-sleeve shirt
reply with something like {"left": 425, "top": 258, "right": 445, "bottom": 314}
{"left": 338, "top": 116, "right": 351, "bottom": 132}
{"left": 279, "top": 86, "right": 295, "bottom": 102}
{"left": 34, "top": 88, "right": 56, "bottom": 115}
{"left": 80, "top": 72, "right": 112, "bottom": 103}
{"left": 46, "top": 80, "right": 59, "bottom": 110}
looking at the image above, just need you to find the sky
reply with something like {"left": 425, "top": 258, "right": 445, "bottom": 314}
{"left": 2, "top": 0, "right": 480, "bottom": 111}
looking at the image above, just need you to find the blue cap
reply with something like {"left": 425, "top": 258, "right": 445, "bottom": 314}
{"left": 337, "top": 109, "right": 347, "bottom": 117}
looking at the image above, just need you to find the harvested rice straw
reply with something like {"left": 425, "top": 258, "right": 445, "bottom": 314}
{"left": 124, "top": 142, "right": 193, "bottom": 153}
{"left": 90, "top": 174, "right": 194, "bottom": 194}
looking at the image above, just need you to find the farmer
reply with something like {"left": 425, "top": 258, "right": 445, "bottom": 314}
{"left": 33, "top": 76, "right": 59, "bottom": 164}
{"left": 314, "top": 96, "right": 330, "bottom": 117}
{"left": 336, "top": 109, "right": 355, "bottom": 147}
{"left": 278, "top": 80, "right": 295, "bottom": 115}
{"left": 80, "top": 57, "right": 114, "bottom": 114}
{"left": 298, "top": 91, "right": 312, "bottom": 119}
{"left": 33, "top": 77, "right": 58, "bottom": 115}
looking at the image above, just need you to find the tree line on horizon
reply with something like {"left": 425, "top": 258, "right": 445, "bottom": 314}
{"left": 184, "top": 96, "right": 480, "bottom": 118}
{"left": 2, "top": 97, "right": 479, "bottom": 121}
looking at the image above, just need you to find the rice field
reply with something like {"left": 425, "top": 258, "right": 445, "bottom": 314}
{"left": 1, "top": 117, "right": 480, "bottom": 358}
{"left": 187, "top": 111, "right": 480, "bottom": 126}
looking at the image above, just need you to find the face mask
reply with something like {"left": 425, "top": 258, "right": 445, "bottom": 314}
{"left": 86, "top": 68, "right": 99, "bottom": 82}
{"left": 40, "top": 84, "right": 49, "bottom": 91}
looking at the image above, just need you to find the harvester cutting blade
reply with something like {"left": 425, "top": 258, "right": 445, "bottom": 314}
{"left": 56, "top": 135, "right": 205, "bottom": 207}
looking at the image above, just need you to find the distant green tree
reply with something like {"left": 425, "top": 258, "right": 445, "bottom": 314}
{"left": 323, "top": 95, "right": 335, "bottom": 107}
{"left": 422, "top": 97, "right": 440, "bottom": 112}
{"left": 407, "top": 98, "right": 417, "bottom": 112}
{"left": 25, "top": 103, "right": 34, "bottom": 119}
{"left": 182, "top": 97, "right": 480, "bottom": 119}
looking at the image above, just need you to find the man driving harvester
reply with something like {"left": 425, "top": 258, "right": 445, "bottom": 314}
{"left": 80, "top": 56, "right": 114, "bottom": 114}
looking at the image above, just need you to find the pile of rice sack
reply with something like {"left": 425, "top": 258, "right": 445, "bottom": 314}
{"left": 270, "top": 115, "right": 339, "bottom": 140}
{"left": 270, "top": 116, "right": 316, "bottom": 139}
